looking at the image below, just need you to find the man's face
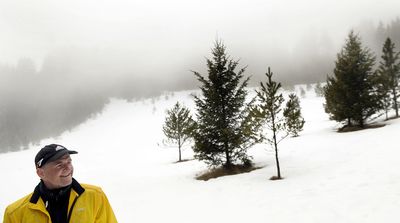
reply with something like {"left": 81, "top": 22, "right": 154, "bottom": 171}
{"left": 36, "top": 154, "right": 74, "bottom": 189}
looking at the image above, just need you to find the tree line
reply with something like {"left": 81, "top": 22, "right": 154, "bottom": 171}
{"left": 163, "top": 30, "right": 399, "bottom": 180}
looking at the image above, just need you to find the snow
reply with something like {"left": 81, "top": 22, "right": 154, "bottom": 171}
{"left": 1, "top": 88, "right": 400, "bottom": 222}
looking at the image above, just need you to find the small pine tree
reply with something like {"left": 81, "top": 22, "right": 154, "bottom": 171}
{"left": 192, "top": 41, "right": 263, "bottom": 169}
{"left": 324, "top": 31, "right": 380, "bottom": 128}
{"left": 314, "top": 82, "right": 324, "bottom": 97}
{"left": 299, "top": 87, "right": 306, "bottom": 98}
{"left": 163, "top": 102, "right": 196, "bottom": 162}
{"left": 376, "top": 37, "right": 400, "bottom": 118}
{"left": 283, "top": 84, "right": 295, "bottom": 92}
{"left": 253, "top": 67, "right": 289, "bottom": 180}
{"left": 283, "top": 94, "right": 305, "bottom": 137}
{"left": 306, "top": 84, "right": 312, "bottom": 91}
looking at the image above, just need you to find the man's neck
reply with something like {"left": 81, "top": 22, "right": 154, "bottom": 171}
{"left": 39, "top": 181, "right": 72, "bottom": 201}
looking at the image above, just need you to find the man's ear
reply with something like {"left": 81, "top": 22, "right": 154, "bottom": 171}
{"left": 36, "top": 167, "right": 45, "bottom": 178}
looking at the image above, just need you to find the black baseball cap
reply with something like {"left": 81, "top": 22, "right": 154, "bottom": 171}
{"left": 35, "top": 144, "right": 78, "bottom": 168}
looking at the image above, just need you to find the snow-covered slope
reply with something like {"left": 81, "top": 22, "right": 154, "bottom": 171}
{"left": 1, "top": 88, "right": 399, "bottom": 222}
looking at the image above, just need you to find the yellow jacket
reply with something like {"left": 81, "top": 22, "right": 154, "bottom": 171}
{"left": 3, "top": 179, "right": 117, "bottom": 223}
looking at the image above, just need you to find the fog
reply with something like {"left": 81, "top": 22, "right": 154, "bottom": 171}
{"left": 2, "top": 0, "right": 400, "bottom": 83}
{"left": 0, "top": 0, "right": 399, "bottom": 151}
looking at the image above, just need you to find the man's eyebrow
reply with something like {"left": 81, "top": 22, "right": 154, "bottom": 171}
{"left": 53, "top": 157, "right": 72, "bottom": 164}
{"left": 54, "top": 160, "right": 63, "bottom": 165}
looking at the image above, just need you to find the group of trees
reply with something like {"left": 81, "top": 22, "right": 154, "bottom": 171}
{"left": 163, "top": 41, "right": 305, "bottom": 180}
{"left": 163, "top": 29, "right": 400, "bottom": 179}
{"left": 324, "top": 31, "right": 400, "bottom": 129}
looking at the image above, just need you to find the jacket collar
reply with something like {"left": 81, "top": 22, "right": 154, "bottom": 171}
{"left": 30, "top": 178, "right": 85, "bottom": 204}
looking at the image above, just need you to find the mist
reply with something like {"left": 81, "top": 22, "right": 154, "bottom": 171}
{"left": 1, "top": 0, "right": 400, "bottom": 151}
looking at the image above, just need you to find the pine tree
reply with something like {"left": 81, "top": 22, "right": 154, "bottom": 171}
{"left": 163, "top": 102, "right": 196, "bottom": 162}
{"left": 192, "top": 41, "right": 262, "bottom": 169}
{"left": 314, "top": 82, "right": 324, "bottom": 97}
{"left": 253, "top": 67, "right": 288, "bottom": 180}
{"left": 324, "top": 31, "right": 380, "bottom": 128}
{"left": 299, "top": 87, "right": 306, "bottom": 98}
{"left": 283, "top": 94, "right": 305, "bottom": 137}
{"left": 376, "top": 37, "right": 400, "bottom": 118}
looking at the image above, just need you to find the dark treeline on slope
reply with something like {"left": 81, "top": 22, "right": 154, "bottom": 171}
{"left": 0, "top": 53, "right": 169, "bottom": 152}
{"left": 0, "top": 17, "right": 399, "bottom": 152}
{"left": 263, "top": 17, "right": 400, "bottom": 86}
{"left": 177, "top": 17, "right": 400, "bottom": 88}
{"left": 357, "top": 17, "right": 400, "bottom": 59}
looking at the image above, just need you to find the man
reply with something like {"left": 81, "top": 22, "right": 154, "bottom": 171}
{"left": 3, "top": 144, "right": 117, "bottom": 223}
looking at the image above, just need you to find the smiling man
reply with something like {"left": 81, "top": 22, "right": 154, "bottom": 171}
{"left": 3, "top": 144, "right": 117, "bottom": 223}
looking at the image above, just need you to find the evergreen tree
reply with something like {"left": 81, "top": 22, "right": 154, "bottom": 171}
{"left": 299, "top": 87, "right": 306, "bottom": 98}
{"left": 373, "top": 67, "right": 392, "bottom": 120}
{"left": 314, "top": 82, "right": 324, "bottom": 97}
{"left": 376, "top": 37, "right": 400, "bottom": 118}
{"left": 324, "top": 31, "right": 380, "bottom": 128}
{"left": 253, "top": 67, "right": 289, "bottom": 180}
{"left": 163, "top": 102, "right": 196, "bottom": 162}
{"left": 192, "top": 41, "right": 262, "bottom": 169}
{"left": 283, "top": 93, "right": 305, "bottom": 137}
{"left": 306, "top": 84, "right": 312, "bottom": 91}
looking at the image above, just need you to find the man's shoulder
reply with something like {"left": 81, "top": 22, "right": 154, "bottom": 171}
{"left": 4, "top": 193, "right": 33, "bottom": 215}
{"left": 81, "top": 183, "right": 106, "bottom": 194}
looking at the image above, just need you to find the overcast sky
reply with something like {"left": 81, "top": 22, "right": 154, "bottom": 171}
{"left": 1, "top": 0, "right": 400, "bottom": 75}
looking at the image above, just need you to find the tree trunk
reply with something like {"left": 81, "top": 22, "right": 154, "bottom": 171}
{"left": 385, "top": 108, "right": 388, "bottom": 120}
{"left": 222, "top": 102, "right": 231, "bottom": 169}
{"left": 358, "top": 110, "right": 364, "bottom": 128}
{"left": 178, "top": 138, "right": 182, "bottom": 162}
{"left": 225, "top": 149, "right": 231, "bottom": 169}
{"left": 393, "top": 87, "right": 399, "bottom": 117}
{"left": 273, "top": 131, "right": 281, "bottom": 179}
{"left": 271, "top": 113, "right": 281, "bottom": 179}
{"left": 359, "top": 118, "right": 364, "bottom": 128}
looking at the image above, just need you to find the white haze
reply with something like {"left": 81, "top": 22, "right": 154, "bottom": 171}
{"left": 1, "top": 0, "right": 399, "bottom": 75}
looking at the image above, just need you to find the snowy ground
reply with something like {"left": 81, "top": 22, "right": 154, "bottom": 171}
{"left": 1, "top": 88, "right": 400, "bottom": 222}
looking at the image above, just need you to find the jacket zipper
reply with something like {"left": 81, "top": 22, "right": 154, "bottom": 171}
{"left": 67, "top": 195, "right": 80, "bottom": 223}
